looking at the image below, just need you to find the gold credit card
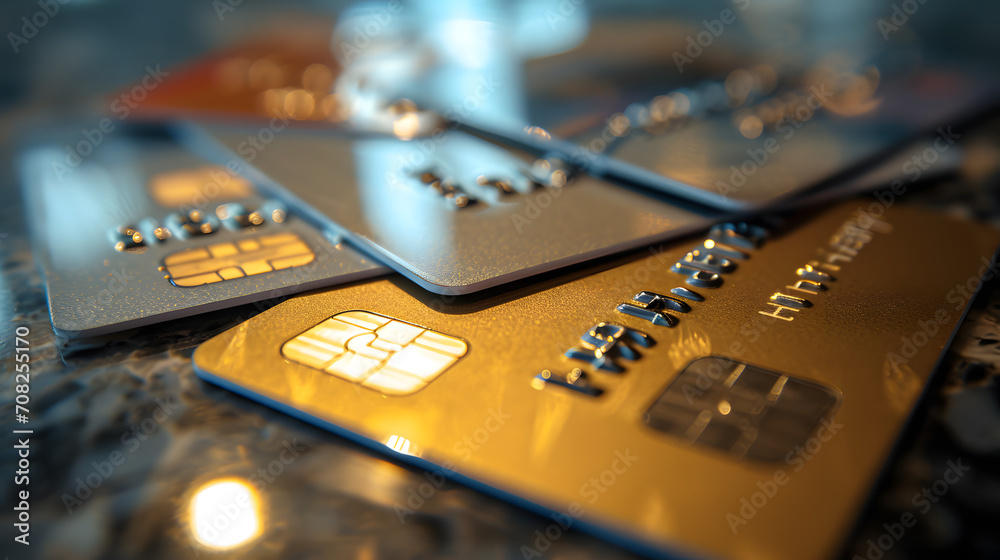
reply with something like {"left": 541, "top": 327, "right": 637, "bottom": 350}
{"left": 194, "top": 199, "right": 999, "bottom": 559}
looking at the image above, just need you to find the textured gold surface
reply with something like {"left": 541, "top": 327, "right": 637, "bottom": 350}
{"left": 164, "top": 232, "right": 315, "bottom": 287}
{"left": 195, "top": 200, "right": 999, "bottom": 559}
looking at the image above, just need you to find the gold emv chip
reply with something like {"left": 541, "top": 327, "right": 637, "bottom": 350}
{"left": 163, "top": 232, "right": 315, "bottom": 287}
{"left": 281, "top": 311, "right": 468, "bottom": 396}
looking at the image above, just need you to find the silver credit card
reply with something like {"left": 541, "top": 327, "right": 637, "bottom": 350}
{"left": 180, "top": 123, "right": 724, "bottom": 295}
{"left": 19, "top": 127, "right": 388, "bottom": 338}
{"left": 463, "top": 65, "right": 995, "bottom": 211}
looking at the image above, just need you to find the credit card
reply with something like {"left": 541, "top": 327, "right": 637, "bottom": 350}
{"left": 180, "top": 122, "right": 722, "bottom": 295}
{"left": 194, "top": 199, "right": 999, "bottom": 559}
{"left": 19, "top": 126, "right": 388, "bottom": 338}
{"left": 122, "top": 19, "right": 995, "bottom": 216}
{"left": 124, "top": 21, "right": 343, "bottom": 122}
{"left": 464, "top": 65, "right": 996, "bottom": 212}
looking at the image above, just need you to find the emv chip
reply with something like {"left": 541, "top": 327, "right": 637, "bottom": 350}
{"left": 163, "top": 232, "right": 315, "bottom": 287}
{"left": 281, "top": 311, "right": 468, "bottom": 395}
{"left": 645, "top": 357, "right": 840, "bottom": 462}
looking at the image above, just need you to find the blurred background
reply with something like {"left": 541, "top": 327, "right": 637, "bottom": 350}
{"left": 1, "top": 0, "right": 998, "bottom": 119}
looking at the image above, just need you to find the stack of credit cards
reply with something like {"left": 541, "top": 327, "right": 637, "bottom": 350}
{"left": 19, "top": 125, "right": 387, "bottom": 337}
{"left": 18, "top": 21, "right": 1000, "bottom": 560}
